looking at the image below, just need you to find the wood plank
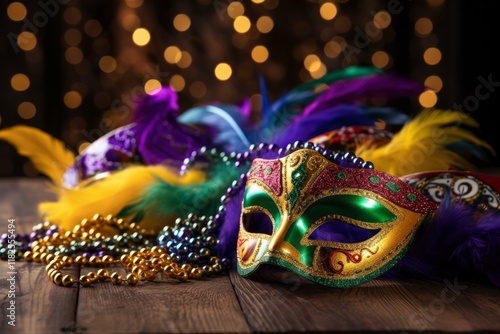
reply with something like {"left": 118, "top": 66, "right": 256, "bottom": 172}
{"left": 0, "top": 178, "right": 78, "bottom": 334}
{"left": 230, "top": 266, "right": 500, "bottom": 333}
{"left": 77, "top": 267, "right": 251, "bottom": 333}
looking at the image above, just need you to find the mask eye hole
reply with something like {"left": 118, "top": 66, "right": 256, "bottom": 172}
{"left": 242, "top": 211, "right": 274, "bottom": 235}
{"left": 309, "top": 219, "right": 380, "bottom": 243}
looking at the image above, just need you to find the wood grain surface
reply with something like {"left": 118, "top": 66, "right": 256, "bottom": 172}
{"left": 1, "top": 177, "right": 500, "bottom": 333}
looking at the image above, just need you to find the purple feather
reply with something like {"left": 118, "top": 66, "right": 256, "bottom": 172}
{"left": 132, "top": 86, "right": 212, "bottom": 167}
{"left": 299, "top": 73, "right": 425, "bottom": 118}
{"left": 386, "top": 195, "right": 500, "bottom": 287}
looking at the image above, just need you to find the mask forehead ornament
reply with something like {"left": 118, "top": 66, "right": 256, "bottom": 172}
{"left": 237, "top": 148, "right": 438, "bottom": 287}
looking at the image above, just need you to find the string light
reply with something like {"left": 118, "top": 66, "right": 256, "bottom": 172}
{"left": 214, "top": 63, "right": 232, "bottom": 81}
{"left": 189, "top": 81, "right": 207, "bottom": 99}
{"left": 17, "top": 32, "right": 37, "bottom": 51}
{"left": 419, "top": 90, "right": 438, "bottom": 108}
{"left": 99, "top": 56, "right": 117, "bottom": 73}
{"left": 319, "top": 2, "right": 338, "bottom": 21}
{"left": 173, "top": 14, "right": 191, "bottom": 32}
{"left": 125, "top": 0, "right": 144, "bottom": 8}
{"left": 7, "top": 2, "right": 27, "bottom": 21}
{"left": 177, "top": 51, "right": 192, "bottom": 69}
{"left": 233, "top": 16, "right": 251, "bottom": 34}
{"left": 324, "top": 40, "right": 342, "bottom": 58}
{"left": 251, "top": 45, "right": 269, "bottom": 63}
{"left": 64, "top": 29, "right": 83, "bottom": 46}
{"left": 164, "top": 46, "right": 182, "bottom": 64}
{"left": 169, "top": 75, "right": 186, "bottom": 91}
{"left": 371, "top": 51, "right": 390, "bottom": 69}
{"left": 64, "top": 7, "right": 82, "bottom": 25}
{"left": 256, "top": 16, "right": 274, "bottom": 33}
{"left": 18, "top": 102, "right": 37, "bottom": 119}
{"left": 424, "top": 75, "right": 443, "bottom": 92}
{"left": 415, "top": 18, "right": 433, "bottom": 37}
{"left": 423, "top": 47, "right": 441, "bottom": 65}
{"left": 132, "top": 28, "right": 151, "bottom": 46}
{"left": 373, "top": 11, "right": 391, "bottom": 29}
{"left": 227, "top": 2, "right": 245, "bottom": 19}
{"left": 11, "top": 73, "right": 30, "bottom": 92}
{"left": 64, "top": 91, "right": 83, "bottom": 109}
{"left": 144, "top": 79, "right": 162, "bottom": 95}
{"left": 84, "top": 19, "right": 103, "bottom": 37}
{"left": 65, "top": 47, "right": 84, "bottom": 65}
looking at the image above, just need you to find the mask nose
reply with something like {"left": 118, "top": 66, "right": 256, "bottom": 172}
{"left": 267, "top": 213, "right": 301, "bottom": 260}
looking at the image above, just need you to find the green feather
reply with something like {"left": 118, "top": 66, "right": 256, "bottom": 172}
{"left": 118, "top": 161, "right": 246, "bottom": 222}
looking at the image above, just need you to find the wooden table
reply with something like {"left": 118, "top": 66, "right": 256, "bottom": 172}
{"left": 1, "top": 178, "right": 500, "bottom": 333}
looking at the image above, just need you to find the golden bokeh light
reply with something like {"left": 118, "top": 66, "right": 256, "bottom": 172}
{"left": 78, "top": 142, "right": 91, "bottom": 154}
{"left": 177, "top": 51, "right": 192, "bottom": 68}
{"left": 169, "top": 75, "right": 185, "bottom": 91}
{"left": 234, "top": 16, "right": 251, "bottom": 34}
{"left": 144, "top": 79, "right": 162, "bottom": 95}
{"left": 173, "top": 14, "right": 191, "bottom": 32}
{"left": 99, "top": 56, "right": 117, "bottom": 73}
{"left": 64, "top": 7, "right": 82, "bottom": 25}
{"left": 64, "top": 29, "right": 83, "bottom": 46}
{"left": 164, "top": 46, "right": 182, "bottom": 64}
{"left": 65, "top": 47, "right": 84, "bottom": 65}
{"left": 373, "top": 11, "right": 391, "bottom": 29}
{"left": 121, "top": 14, "right": 141, "bottom": 32}
{"left": 189, "top": 81, "right": 207, "bottom": 99}
{"left": 227, "top": 2, "right": 245, "bottom": 19}
{"left": 84, "top": 19, "right": 103, "bottom": 37}
{"left": 18, "top": 102, "right": 36, "bottom": 119}
{"left": 423, "top": 47, "right": 442, "bottom": 65}
{"left": 319, "top": 2, "right": 338, "bottom": 21}
{"left": 251, "top": 45, "right": 269, "bottom": 63}
{"left": 215, "top": 63, "right": 232, "bottom": 81}
{"left": 324, "top": 40, "right": 342, "bottom": 58}
{"left": 424, "top": 75, "right": 443, "bottom": 92}
{"left": 256, "top": 16, "right": 274, "bottom": 33}
{"left": 132, "top": 28, "right": 151, "bottom": 46}
{"left": 64, "top": 91, "right": 83, "bottom": 109}
{"left": 252, "top": 0, "right": 265, "bottom": 3}
{"left": 371, "top": 51, "right": 390, "bottom": 69}
{"left": 419, "top": 90, "right": 438, "bottom": 108}
{"left": 333, "top": 16, "right": 352, "bottom": 34}
{"left": 11, "top": 73, "right": 30, "bottom": 92}
{"left": 304, "top": 54, "right": 321, "bottom": 72}
{"left": 17, "top": 32, "right": 37, "bottom": 51}
{"left": 7, "top": 2, "right": 27, "bottom": 21}
{"left": 415, "top": 18, "right": 433, "bottom": 36}
{"left": 125, "top": 0, "right": 144, "bottom": 8}
{"left": 310, "top": 63, "right": 327, "bottom": 79}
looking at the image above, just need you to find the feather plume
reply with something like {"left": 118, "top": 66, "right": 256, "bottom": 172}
{"left": 272, "top": 105, "right": 409, "bottom": 147}
{"left": 38, "top": 165, "right": 206, "bottom": 233}
{"left": 355, "top": 109, "right": 496, "bottom": 176}
{"left": 0, "top": 125, "right": 75, "bottom": 186}
{"left": 300, "top": 72, "right": 425, "bottom": 118}
{"left": 385, "top": 195, "right": 500, "bottom": 287}
{"left": 118, "top": 159, "right": 246, "bottom": 227}
{"left": 177, "top": 104, "right": 251, "bottom": 153}
{"left": 133, "top": 86, "right": 212, "bottom": 166}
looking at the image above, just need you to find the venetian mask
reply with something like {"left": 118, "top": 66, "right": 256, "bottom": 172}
{"left": 237, "top": 148, "right": 437, "bottom": 287}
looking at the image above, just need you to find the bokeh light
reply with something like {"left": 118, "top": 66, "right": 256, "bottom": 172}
{"left": 251, "top": 45, "right": 269, "bottom": 63}
{"left": 419, "top": 90, "right": 438, "bottom": 108}
{"left": 18, "top": 102, "right": 36, "bottom": 119}
{"left": 173, "top": 14, "right": 191, "bottom": 32}
{"left": 132, "top": 28, "right": 151, "bottom": 46}
{"left": 215, "top": 63, "right": 232, "bottom": 81}
{"left": 319, "top": 2, "right": 338, "bottom": 20}
{"left": 234, "top": 16, "right": 251, "bottom": 34}
{"left": 11, "top": 73, "right": 30, "bottom": 92}
{"left": 7, "top": 2, "right": 27, "bottom": 21}
{"left": 423, "top": 47, "right": 442, "bottom": 65}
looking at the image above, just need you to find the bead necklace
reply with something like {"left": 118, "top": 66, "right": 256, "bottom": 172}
{"left": 0, "top": 141, "right": 373, "bottom": 287}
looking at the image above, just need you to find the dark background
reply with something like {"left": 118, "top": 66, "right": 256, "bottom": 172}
{"left": 1, "top": 0, "right": 498, "bottom": 179}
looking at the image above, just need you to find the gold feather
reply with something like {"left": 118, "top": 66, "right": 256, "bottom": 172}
{"left": 0, "top": 125, "right": 75, "bottom": 186}
{"left": 38, "top": 165, "right": 206, "bottom": 233}
{"left": 356, "top": 109, "right": 496, "bottom": 177}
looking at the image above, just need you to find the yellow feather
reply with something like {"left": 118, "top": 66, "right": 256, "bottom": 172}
{"left": 0, "top": 125, "right": 75, "bottom": 186}
{"left": 356, "top": 109, "right": 496, "bottom": 177}
{"left": 38, "top": 165, "right": 206, "bottom": 233}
